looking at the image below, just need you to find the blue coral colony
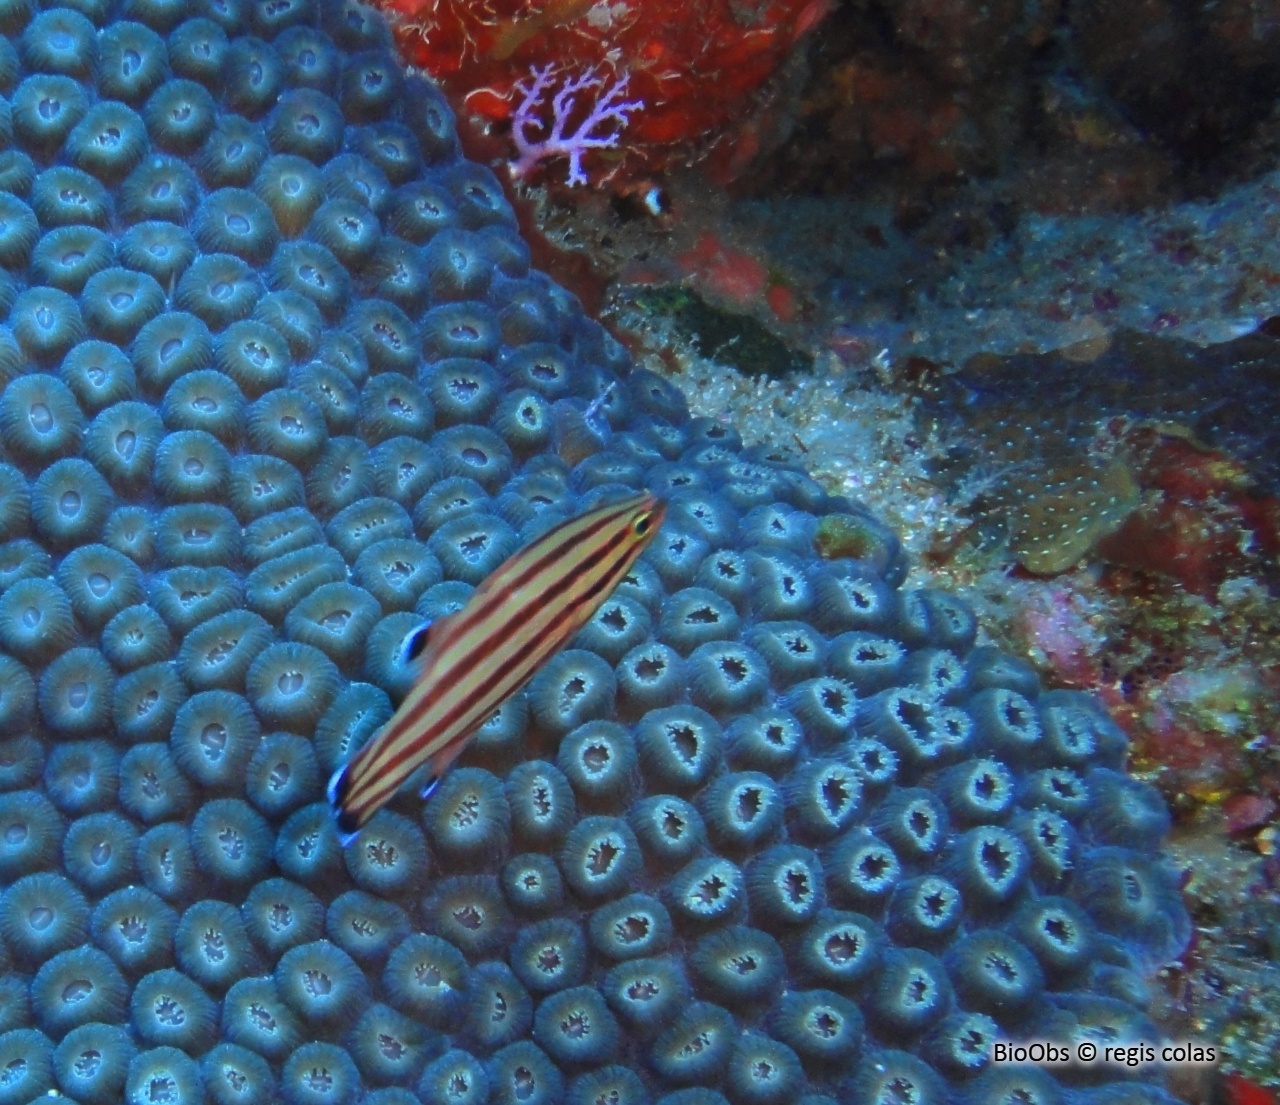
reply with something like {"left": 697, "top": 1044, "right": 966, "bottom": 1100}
{"left": 329, "top": 489, "right": 665, "bottom": 839}
{"left": 0, "top": 0, "right": 1192, "bottom": 1102}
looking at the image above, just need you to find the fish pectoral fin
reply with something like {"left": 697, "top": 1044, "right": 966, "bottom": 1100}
{"left": 418, "top": 740, "right": 467, "bottom": 802}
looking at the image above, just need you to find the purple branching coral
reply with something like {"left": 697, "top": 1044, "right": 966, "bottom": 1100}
{"left": 508, "top": 64, "right": 643, "bottom": 186}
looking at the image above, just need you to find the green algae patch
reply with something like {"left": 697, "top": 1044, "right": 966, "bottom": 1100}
{"left": 635, "top": 285, "right": 811, "bottom": 378}
{"left": 814, "top": 512, "right": 899, "bottom": 576}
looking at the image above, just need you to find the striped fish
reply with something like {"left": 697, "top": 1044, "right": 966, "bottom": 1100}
{"left": 328, "top": 490, "right": 666, "bottom": 840}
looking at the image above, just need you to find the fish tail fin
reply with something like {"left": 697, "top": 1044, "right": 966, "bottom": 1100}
{"left": 327, "top": 763, "right": 361, "bottom": 847}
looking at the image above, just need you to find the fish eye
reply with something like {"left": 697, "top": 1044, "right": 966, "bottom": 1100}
{"left": 633, "top": 514, "right": 652, "bottom": 536}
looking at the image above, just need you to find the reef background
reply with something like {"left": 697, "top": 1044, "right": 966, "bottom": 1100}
{"left": 383, "top": 0, "right": 1280, "bottom": 1098}
{"left": 0, "top": 0, "right": 1270, "bottom": 1101}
